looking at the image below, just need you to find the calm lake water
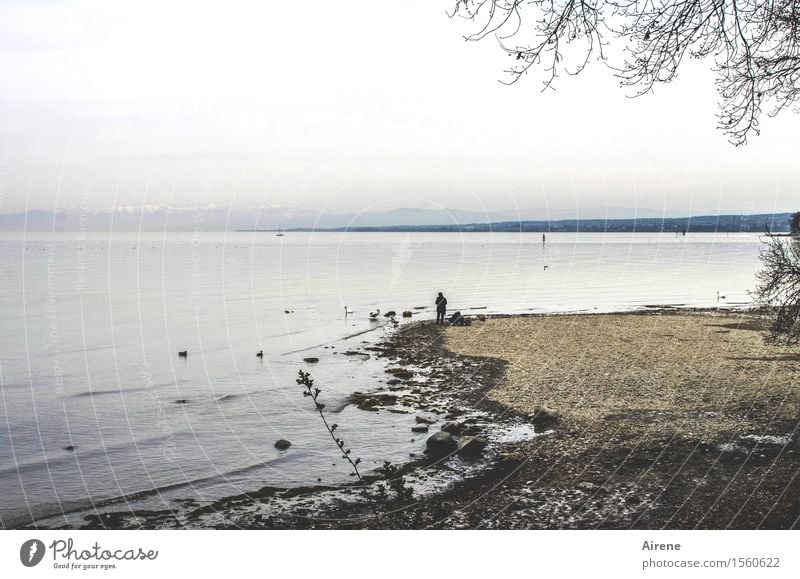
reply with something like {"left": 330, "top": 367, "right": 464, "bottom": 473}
{"left": 0, "top": 231, "right": 764, "bottom": 527}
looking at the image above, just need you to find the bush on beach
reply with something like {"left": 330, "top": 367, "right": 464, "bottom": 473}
{"left": 753, "top": 228, "right": 800, "bottom": 345}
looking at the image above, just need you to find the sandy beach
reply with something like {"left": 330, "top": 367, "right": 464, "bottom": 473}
{"left": 326, "top": 308, "right": 800, "bottom": 530}
{"left": 427, "top": 310, "right": 800, "bottom": 529}
{"left": 446, "top": 311, "right": 800, "bottom": 444}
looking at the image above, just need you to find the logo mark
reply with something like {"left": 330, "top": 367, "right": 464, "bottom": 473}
{"left": 20, "top": 539, "right": 45, "bottom": 567}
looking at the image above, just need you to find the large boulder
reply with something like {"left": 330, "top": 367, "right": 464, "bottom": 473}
{"left": 274, "top": 439, "right": 292, "bottom": 450}
{"left": 456, "top": 436, "right": 488, "bottom": 457}
{"left": 425, "top": 431, "right": 456, "bottom": 455}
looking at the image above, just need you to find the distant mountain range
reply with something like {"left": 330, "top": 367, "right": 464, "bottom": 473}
{"left": 0, "top": 205, "right": 793, "bottom": 233}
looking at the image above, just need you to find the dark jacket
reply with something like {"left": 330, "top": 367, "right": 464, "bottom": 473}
{"left": 435, "top": 296, "right": 447, "bottom": 312}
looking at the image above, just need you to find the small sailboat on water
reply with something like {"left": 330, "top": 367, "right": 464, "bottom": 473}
{"left": 276, "top": 222, "right": 285, "bottom": 237}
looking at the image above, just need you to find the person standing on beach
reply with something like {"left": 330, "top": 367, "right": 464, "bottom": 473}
{"left": 435, "top": 292, "right": 447, "bottom": 325}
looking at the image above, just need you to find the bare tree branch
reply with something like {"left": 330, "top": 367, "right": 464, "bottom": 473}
{"left": 452, "top": 0, "right": 800, "bottom": 144}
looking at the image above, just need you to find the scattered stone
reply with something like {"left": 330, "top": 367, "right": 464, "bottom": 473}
{"left": 274, "top": 439, "right": 292, "bottom": 450}
{"left": 577, "top": 482, "right": 598, "bottom": 491}
{"left": 528, "top": 405, "right": 560, "bottom": 427}
{"left": 386, "top": 368, "right": 414, "bottom": 380}
{"left": 457, "top": 436, "right": 488, "bottom": 457}
{"left": 175, "top": 399, "right": 189, "bottom": 404}
{"left": 383, "top": 311, "right": 397, "bottom": 317}
{"left": 412, "top": 425, "right": 429, "bottom": 433}
{"left": 303, "top": 357, "right": 320, "bottom": 363}
{"left": 64, "top": 445, "right": 77, "bottom": 452}
{"left": 441, "top": 421, "right": 464, "bottom": 434}
{"left": 402, "top": 311, "right": 413, "bottom": 318}
{"left": 415, "top": 416, "right": 435, "bottom": 424}
{"left": 387, "top": 379, "right": 401, "bottom": 385}
{"left": 425, "top": 431, "right": 456, "bottom": 454}
{"left": 445, "top": 409, "right": 465, "bottom": 419}
{"left": 350, "top": 391, "right": 398, "bottom": 410}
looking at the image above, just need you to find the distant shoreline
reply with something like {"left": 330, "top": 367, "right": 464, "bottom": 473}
{"left": 3, "top": 208, "right": 792, "bottom": 233}
{"left": 238, "top": 212, "right": 793, "bottom": 234}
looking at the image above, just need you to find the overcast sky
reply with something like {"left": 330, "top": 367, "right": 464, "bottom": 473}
{"left": 0, "top": 0, "right": 798, "bottom": 216}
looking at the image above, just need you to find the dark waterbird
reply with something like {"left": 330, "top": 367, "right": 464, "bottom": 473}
{"left": 178, "top": 351, "right": 187, "bottom": 358}
{"left": 257, "top": 350, "right": 263, "bottom": 358}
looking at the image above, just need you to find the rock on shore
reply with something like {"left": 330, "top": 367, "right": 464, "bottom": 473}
{"left": 426, "top": 431, "right": 456, "bottom": 454}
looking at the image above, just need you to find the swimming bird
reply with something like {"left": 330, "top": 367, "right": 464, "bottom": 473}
{"left": 390, "top": 316, "right": 399, "bottom": 327}
{"left": 717, "top": 292, "right": 726, "bottom": 301}
{"left": 178, "top": 351, "right": 187, "bottom": 358}
{"left": 257, "top": 350, "right": 263, "bottom": 358}
{"left": 344, "top": 306, "right": 353, "bottom": 316}
{"left": 369, "top": 309, "right": 381, "bottom": 320}
{"left": 543, "top": 265, "right": 549, "bottom": 270}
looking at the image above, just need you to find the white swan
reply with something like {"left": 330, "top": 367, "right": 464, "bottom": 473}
{"left": 369, "top": 308, "right": 380, "bottom": 320}
{"left": 344, "top": 306, "right": 354, "bottom": 316}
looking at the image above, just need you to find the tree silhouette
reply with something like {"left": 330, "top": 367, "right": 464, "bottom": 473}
{"left": 451, "top": 1, "right": 800, "bottom": 144}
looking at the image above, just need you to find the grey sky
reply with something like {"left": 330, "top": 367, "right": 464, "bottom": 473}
{"left": 0, "top": 0, "right": 798, "bottom": 216}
